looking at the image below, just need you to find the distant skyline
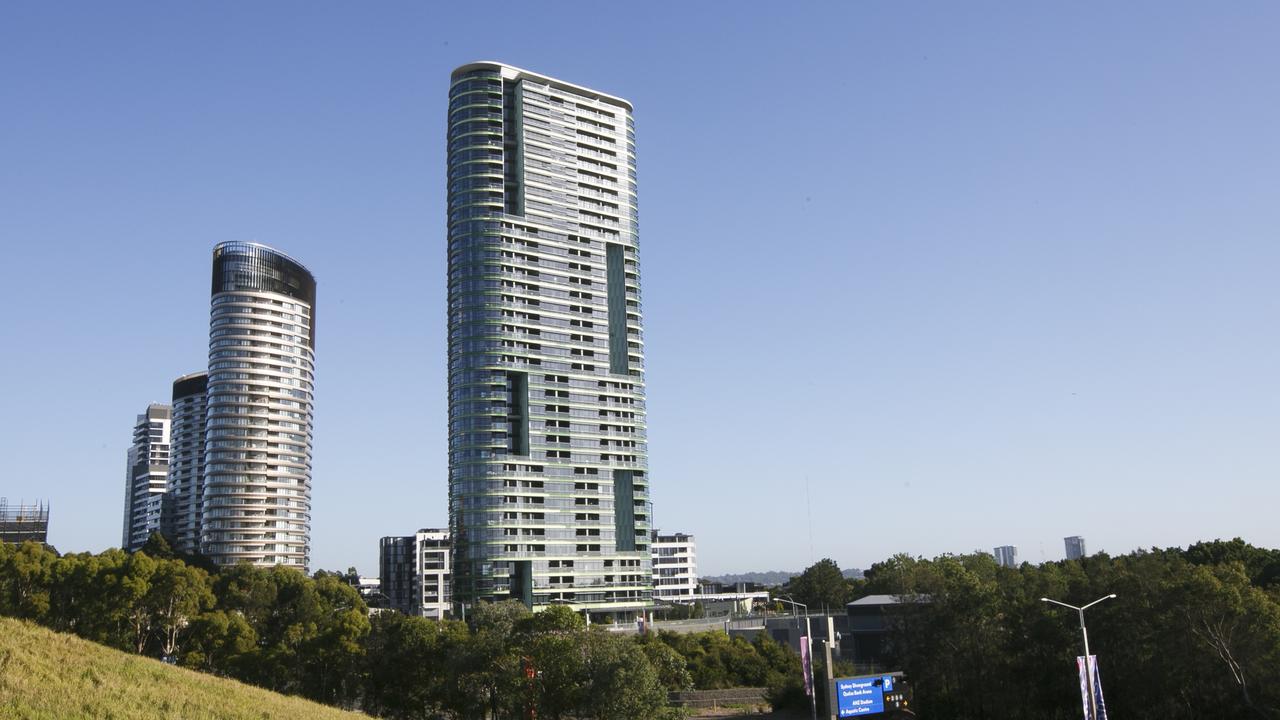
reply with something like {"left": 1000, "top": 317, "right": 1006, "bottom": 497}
{"left": 2, "top": 2, "right": 1278, "bottom": 576}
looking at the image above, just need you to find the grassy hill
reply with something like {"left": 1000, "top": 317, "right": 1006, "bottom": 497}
{"left": 0, "top": 617, "right": 369, "bottom": 720}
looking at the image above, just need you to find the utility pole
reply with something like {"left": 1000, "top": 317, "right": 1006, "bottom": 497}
{"left": 778, "top": 596, "right": 817, "bottom": 720}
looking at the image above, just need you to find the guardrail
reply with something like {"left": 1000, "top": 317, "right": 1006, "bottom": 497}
{"left": 668, "top": 687, "right": 768, "bottom": 711}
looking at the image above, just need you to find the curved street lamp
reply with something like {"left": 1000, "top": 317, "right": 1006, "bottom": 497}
{"left": 775, "top": 596, "right": 817, "bottom": 720}
{"left": 1041, "top": 594, "right": 1116, "bottom": 720}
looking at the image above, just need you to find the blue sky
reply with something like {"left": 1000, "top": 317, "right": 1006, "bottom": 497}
{"left": 2, "top": 2, "right": 1277, "bottom": 575}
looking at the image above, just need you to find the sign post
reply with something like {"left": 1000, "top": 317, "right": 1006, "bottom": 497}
{"left": 834, "top": 677, "right": 884, "bottom": 717}
{"left": 825, "top": 617, "right": 837, "bottom": 720}
{"left": 831, "top": 673, "right": 909, "bottom": 718}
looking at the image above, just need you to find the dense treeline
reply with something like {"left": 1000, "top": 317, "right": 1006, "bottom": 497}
{"left": 0, "top": 539, "right": 373, "bottom": 705}
{"left": 647, "top": 628, "right": 811, "bottom": 708}
{"left": 359, "top": 603, "right": 684, "bottom": 720}
{"left": 852, "top": 539, "right": 1280, "bottom": 720}
{"left": 0, "top": 537, "right": 796, "bottom": 719}
{"left": 4, "top": 537, "right": 1277, "bottom": 719}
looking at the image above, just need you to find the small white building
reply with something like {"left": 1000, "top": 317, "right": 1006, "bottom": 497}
{"left": 380, "top": 528, "right": 451, "bottom": 619}
{"left": 354, "top": 576, "right": 381, "bottom": 599}
{"left": 651, "top": 531, "right": 698, "bottom": 602}
{"left": 416, "top": 529, "right": 451, "bottom": 620}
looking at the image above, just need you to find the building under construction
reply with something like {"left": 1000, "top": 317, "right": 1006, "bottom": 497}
{"left": 0, "top": 499, "right": 50, "bottom": 545}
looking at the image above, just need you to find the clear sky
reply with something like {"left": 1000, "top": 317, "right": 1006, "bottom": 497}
{"left": 2, "top": 2, "right": 1277, "bottom": 576}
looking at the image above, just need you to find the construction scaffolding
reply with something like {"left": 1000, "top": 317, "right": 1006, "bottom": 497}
{"left": 0, "top": 499, "right": 50, "bottom": 545}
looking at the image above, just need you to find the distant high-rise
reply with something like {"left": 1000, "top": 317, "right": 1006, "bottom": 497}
{"left": 1064, "top": 535, "right": 1087, "bottom": 561}
{"left": 447, "top": 62, "right": 652, "bottom": 618}
{"left": 121, "top": 404, "right": 171, "bottom": 551}
{"left": 994, "top": 545, "right": 1019, "bottom": 569}
{"left": 201, "top": 242, "right": 316, "bottom": 570}
{"left": 165, "top": 372, "right": 208, "bottom": 555}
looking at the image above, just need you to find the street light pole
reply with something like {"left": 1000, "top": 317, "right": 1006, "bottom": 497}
{"left": 778, "top": 596, "right": 817, "bottom": 720}
{"left": 1042, "top": 594, "right": 1116, "bottom": 720}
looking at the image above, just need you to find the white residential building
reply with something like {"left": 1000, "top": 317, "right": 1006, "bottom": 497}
{"left": 381, "top": 529, "right": 452, "bottom": 619}
{"left": 122, "top": 404, "right": 171, "bottom": 551}
{"left": 201, "top": 242, "right": 317, "bottom": 571}
{"left": 651, "top": 532, "right": 697, "bottom": 601}
{"left": 416, "top": 529, "right": 452, "bottom": 619}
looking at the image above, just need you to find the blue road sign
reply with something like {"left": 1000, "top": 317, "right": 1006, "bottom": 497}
{"left": 835, "top": 677, "right": 885, "bottom": 717}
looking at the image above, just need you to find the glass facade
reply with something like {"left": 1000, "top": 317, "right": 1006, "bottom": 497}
{"left": 447, "top": 63, "right": 652, "bottom": 618}
{"left": 165, "top": 372, "right": 207, "bottom": 555}
{"left": 380, "top": 535, "right": 417, "bottom": 615}
{"left": 201, "top": 242, "right": 316, "bottom": 570}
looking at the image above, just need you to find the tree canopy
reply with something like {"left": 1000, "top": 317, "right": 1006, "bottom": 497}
{"left": 4, "top": 538, "right": 1280, "bottom": 719}
{"left": 779, "top": 557, "right": 860, "bottom": 612}
{"left": 0, "top": 543, "right": 683, "bottom": 719}
{"left": 848, "top": 543, "right": 1280, "bottom": 719}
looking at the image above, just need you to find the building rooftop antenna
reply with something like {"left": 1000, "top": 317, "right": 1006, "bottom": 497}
{"left": 805, "top": 475, "right": 814, "bottom": 565}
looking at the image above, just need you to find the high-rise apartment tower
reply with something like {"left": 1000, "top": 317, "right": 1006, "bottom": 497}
{"left": 122, "top": 404, "right": 171, "bottom": 551}
{"left": 165, "top": 372, "right": 208, "bottom": 555}
{"left": 994, "top": 545, "right": 1019, "bottom": 569}
{"left": 1064, "top": 535, "right": 1087, "bottom": 561}
{"left": 202, "top": 242, "right": 317, "bottom": 570}
{"left": 447, "top": 62, "right": 652, "bottom": 618}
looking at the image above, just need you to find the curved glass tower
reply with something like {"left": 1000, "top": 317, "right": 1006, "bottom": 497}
{"left": 448, "top": 62, "right": 652, "bottom": 618}
{"left": 202, "top": 242, "right": 316, "bottom": 570}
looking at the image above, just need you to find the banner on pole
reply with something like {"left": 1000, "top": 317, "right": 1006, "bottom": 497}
{"left": 1076, "top": 655, "right": 1108, "bottom": 720}
{"left": 800, "top": 636, "right": 813, "bottom": 697}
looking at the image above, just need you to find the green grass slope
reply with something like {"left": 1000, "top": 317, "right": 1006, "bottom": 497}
{"left": 0, "top": 617, "right": 369, "bottom": 720}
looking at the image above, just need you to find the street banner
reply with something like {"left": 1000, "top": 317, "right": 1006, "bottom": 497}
{"left": 800, "top": 636, "right": 813, "bottom": 697}
{"left": 1076, "top": 655, "right": 1108, "bottom": 720}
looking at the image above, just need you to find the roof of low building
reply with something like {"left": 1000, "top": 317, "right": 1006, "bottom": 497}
{"left": 847, "top": 594, "right": 930, "bottom": 607}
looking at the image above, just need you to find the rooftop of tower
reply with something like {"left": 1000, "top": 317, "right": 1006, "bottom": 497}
{"left": 451, "top": 61, "right": 633, "bottom": 112}
{"left": 212, "top": 241, "right": 315, "bottom": 279}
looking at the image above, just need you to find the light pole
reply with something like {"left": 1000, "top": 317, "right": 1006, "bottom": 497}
{"left": 1041, "top": 594, "right": 1115, "bottom": 720}
{"left": 777, "top": 596, "right": 817, "bottom": 720}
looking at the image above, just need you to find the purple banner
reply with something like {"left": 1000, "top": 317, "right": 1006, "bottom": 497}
{"left": 1076, "top": 656, "right": 1108, "bottom": 720}
{"left": 801, "top": 636, "right": 813, "bottom": 697}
